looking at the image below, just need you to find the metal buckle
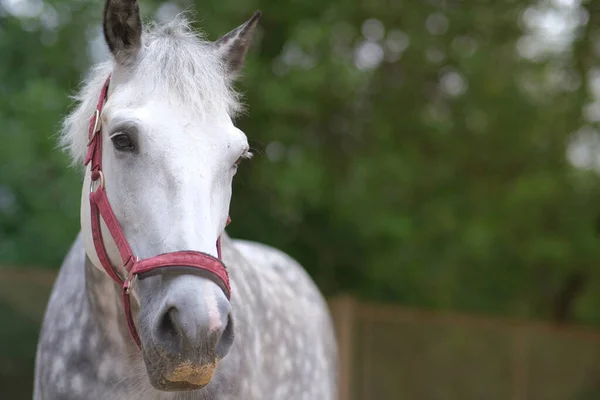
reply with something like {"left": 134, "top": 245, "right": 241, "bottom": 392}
{"left": 124, "top": 257, "right": 139, "bottom": 295}
{"left": 125, "top": 273, "right": 138, "bottom": 295}
{"left": 87, "top": 110, "right": 102, "bottom": 146}
{"left": 89, "top": 170, "right": 105, "bottom": 193}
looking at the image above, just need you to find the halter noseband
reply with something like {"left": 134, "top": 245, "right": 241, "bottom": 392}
{"left": 83, "top": 76, "right": 231, "bottom": 347}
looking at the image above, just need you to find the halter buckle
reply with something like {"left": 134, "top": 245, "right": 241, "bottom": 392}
{"left": 87, "top": 110, "right": 102, "bottom": 146}
{"left": 125, "top": 273, "right": 138, "bottom": 295}
{"left": 124, "top": 257, "right": 139, "bottom": 295}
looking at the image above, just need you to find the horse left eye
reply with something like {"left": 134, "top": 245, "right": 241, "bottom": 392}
{"left": 233, "top": 150, "right": 252, "bottom": 168}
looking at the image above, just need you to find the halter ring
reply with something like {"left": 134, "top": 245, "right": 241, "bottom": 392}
{"left": 89, "top": 170, "right": 105, "bottom": 193}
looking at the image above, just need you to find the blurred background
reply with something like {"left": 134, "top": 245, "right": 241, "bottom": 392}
{"left": 2, "top": 0, "right": 600, "bottom": 398}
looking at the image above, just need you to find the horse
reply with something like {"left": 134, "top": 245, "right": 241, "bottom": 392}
{"left": 33, "top": 2, "right": 338, "bottom": 399}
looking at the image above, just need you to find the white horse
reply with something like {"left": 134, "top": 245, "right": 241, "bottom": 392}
{"left": 34, "top": 2, "right": 337, "bottom": 399}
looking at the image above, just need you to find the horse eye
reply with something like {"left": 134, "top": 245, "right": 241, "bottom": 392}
{"left": 111, "top": 134, "right": 135, "bottom": 151}
{"left": 234, "top": 150, "right": 253, "bottom": 168}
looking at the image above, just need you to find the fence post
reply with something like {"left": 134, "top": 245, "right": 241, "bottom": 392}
{"left": 330, "top": 294, "right": 356, "bottom": 400}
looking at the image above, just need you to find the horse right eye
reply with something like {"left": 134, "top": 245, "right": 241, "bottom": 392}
{"left": 111, "top": 134, "right": 135, "bottom": 152}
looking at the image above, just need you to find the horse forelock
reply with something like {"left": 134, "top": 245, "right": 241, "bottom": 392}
{"left": 59, "top": 12, "right": 243, "bottom": 166}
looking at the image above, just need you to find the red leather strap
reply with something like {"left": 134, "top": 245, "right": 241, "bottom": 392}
{"left": 84, "top": 76, "right": 111, "bottom": 174}
{"left": 216, "top": 237, "right": 223, "bottom": 260}
{"left": 216, "top": 216, "right": 231, "bottom": 259}
{"left": 90, "top": 189, "right": 135, "bottom": 270}
{"left": 133, "top": 251, "right": 231, "bottom": 298}
{"left": 84, "top": 75, "right": 232, "bottom": 348}
{"left": 122, "top": 287, "right": 141, "bottom": 346}
{"left": 90, "top": 192, "right": 124, "bottom": 284}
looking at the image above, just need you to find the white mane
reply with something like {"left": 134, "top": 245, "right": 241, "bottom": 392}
{"left": 59, "top": 14, "right": 242, "bottom": 165}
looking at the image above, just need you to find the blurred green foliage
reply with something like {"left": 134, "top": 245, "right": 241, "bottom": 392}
{"left": 2, "top": 0, "right": 600, "bottom": 327}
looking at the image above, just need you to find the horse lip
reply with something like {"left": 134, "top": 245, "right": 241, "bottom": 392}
{"left": 163, "top": 360, "right": 218, "bottom": 387}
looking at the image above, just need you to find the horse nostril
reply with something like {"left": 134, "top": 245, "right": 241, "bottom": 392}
{"left": 215, "top": 312, "right": 234, "bottom": 359}
{"left": 158, "top": 306, "right": 182, "bottom": 341}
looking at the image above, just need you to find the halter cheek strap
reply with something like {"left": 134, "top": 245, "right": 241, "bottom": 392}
{"left": 84, "top": 75, "right": 231, "bottom": 347}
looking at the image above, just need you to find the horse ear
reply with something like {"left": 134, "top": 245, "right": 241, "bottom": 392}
{"left": 103, "top": 0, "right": 143, "bottom": 66}
{"left": 214, "top": 10, "right": 262, "bottom": 78}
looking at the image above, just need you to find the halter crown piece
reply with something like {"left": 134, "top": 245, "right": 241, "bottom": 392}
{"left": 84, "top": 76, "right": 232, "bottom": 347}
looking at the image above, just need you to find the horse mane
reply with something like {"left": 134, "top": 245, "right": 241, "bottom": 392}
{"left": 59, "top": 12, "right": 243, "bottom": 166}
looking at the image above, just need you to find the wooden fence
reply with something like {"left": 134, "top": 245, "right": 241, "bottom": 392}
{"left": 328, "top": 295, "right": 600, "bottom": 400}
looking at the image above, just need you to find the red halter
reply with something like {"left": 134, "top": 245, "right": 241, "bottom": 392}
{"left": 83, "top": 76, "right": 231, "bottom": 347}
